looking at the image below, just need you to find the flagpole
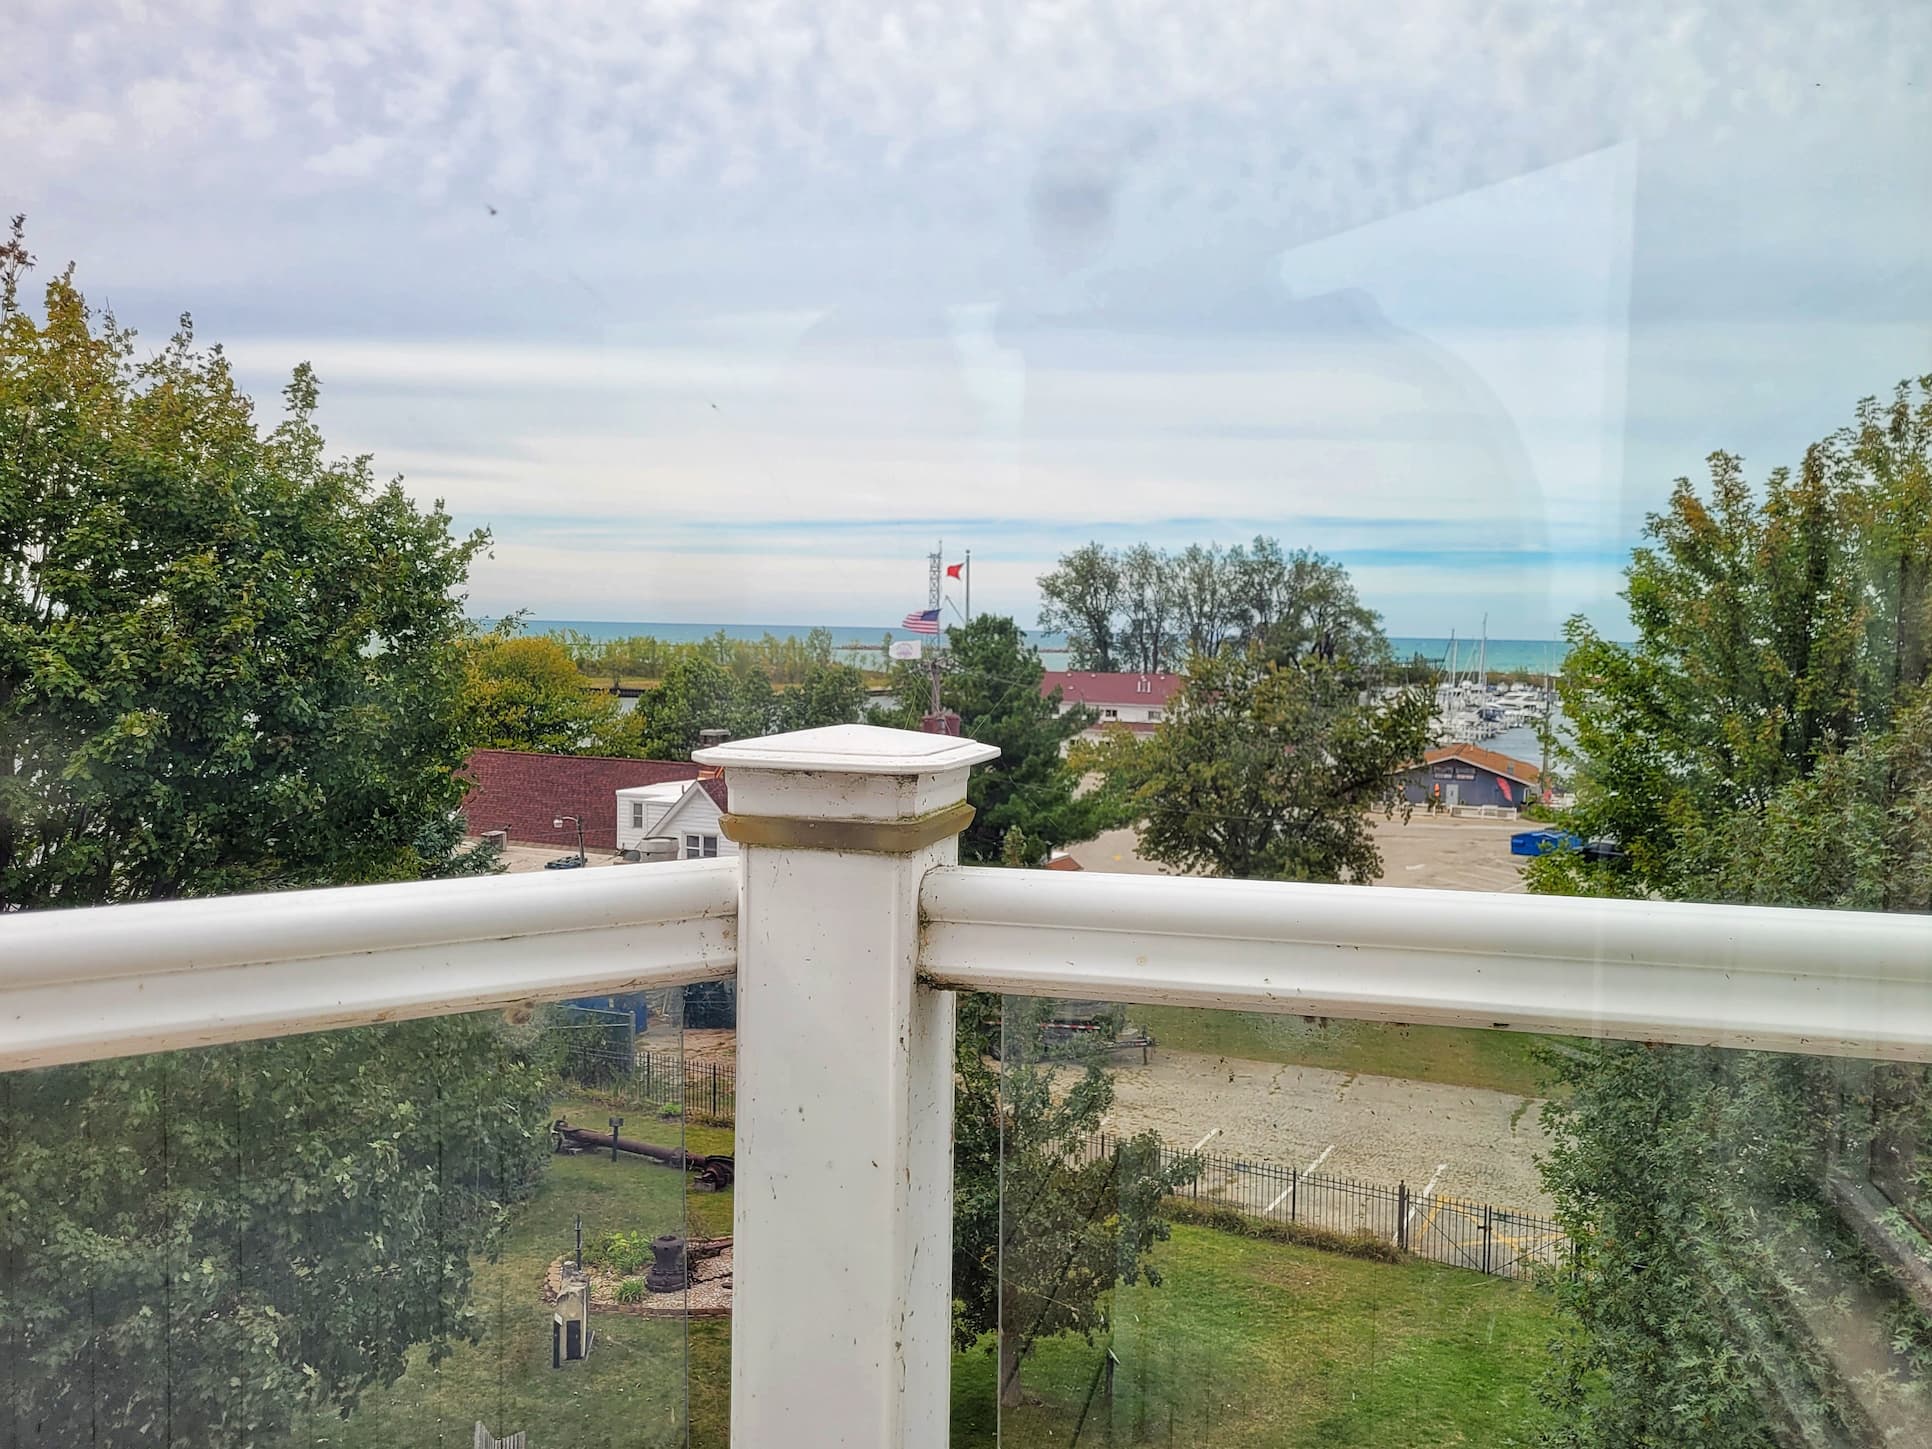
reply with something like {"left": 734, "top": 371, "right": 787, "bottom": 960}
{"left": 964, "top": 548, "right": 971, "bottom": 624}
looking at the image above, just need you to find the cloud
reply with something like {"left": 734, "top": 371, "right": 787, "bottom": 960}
{"left": 8, "top": 0, "right": 1926, "bottom": 641}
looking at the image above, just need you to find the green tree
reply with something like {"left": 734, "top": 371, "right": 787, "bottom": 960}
{"left": 879, "top": 615, "right": 1112, "bottom": 863}
{"left": 774, "top": 659, "right": 867, "bottom": 732}
{"left": 0, "top": 222, "right": 491, "bottom": 905}
{"left": 0, "top": 1015, "right": 555, "bottom": 1446}
{"left": 630, "top": 654, "right": 751, "bottom": 758}
{"left": 1529, "top": 377, "right": 1932, "bottom": 1446}
{"left": 1121, "top": 647, "right": 1432, "bottom": 882}
{"left": 0, "top": 220, "right": 548, "bottom": 1443}
{"left": 951, "top": 994, "right": 1195, "bottom": 1408}
{"left": 460, "top": 630, "right": 625, "bottom": 754}
{"left": 1037, "top": 541, "right": 1122, "bottom": 670}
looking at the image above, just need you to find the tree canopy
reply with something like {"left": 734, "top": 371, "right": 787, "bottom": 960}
{"left": 629, "top": 652, "right": 865, "bottom": 760}
{"left": 0, "top": 220, "right": 548, "bottom": 1443}
{"left": 1103, "top": 646, "right": 1431, "bottom": 882}
{"left": 1037, "top": 536, "right": 1390, "bottom": 673}
{"left": 460, "top": 631, "right": 626, "bottom": 755}
{"left": 0, "top": 220, "right": 490, "bottom": 906}
{"left": 1530, "top": 376, "right": 1932, "bottom": 1447}
{"left": 878, "top": 614, "right": 1111, "bottom": 863}
{"left": 951, "top": 985, "right": 1193, "bottom": 1407}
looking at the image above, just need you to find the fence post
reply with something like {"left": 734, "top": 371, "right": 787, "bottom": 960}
{"left": 1396, "top": 1182, "right": 1409, "bottom": 1252}
{"left": 1481, "top": 1203, "right": 1494, "bottom": 1275}
{"left": 1290, "top": 1168, "right": 1297, "bottom": 1223}
{"left": 699, "top": 725, "right": 997, "bottom": 1449}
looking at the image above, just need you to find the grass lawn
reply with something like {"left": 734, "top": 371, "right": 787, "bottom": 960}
{"left": 1136, "top": 1007, "right": 1553, "bottom": 1097}
{"left": 950, "top": 1225, "right": 1556, "bottom": 1447}
{"left": 283, "top": 1100, "right": 733, "bottom": 1448}
{"left": 282, "top": 1101, "right": 1552, "bottom": 1448}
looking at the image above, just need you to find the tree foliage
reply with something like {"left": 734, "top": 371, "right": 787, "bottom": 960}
{"left": 460, "top": 630, "right": 625, "bottom": 755}
{"left": 1530, "top": 377, "right": 1932, "bottom": 1447}
{"left": 628, "top": 652, "right": 865, "bottom": 760}
{"left": 0, "top": 1016, "right": 555, "bottom": 1446}
{"left": 951, "top": 994, "right": 1195, "bottom": 1407}
{"left": 1037, "top": 536, "right": 1390, "bottom": 673}
{"left": 876, "top": 615, "right": 1112, "bottom": 863}
{"left": 1113, "top": 646, "right": 1431, "bottom": 882}
{"left": 0, "top": 220, "right": 547, "bottom": 1442}
{"left": 0, "top": 220, "right": 492, "bottom": 905}
{"left": 557, "top": 624, "right": 843, "bottom": 687}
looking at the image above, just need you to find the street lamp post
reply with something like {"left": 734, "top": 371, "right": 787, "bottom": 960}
{"left": 553, "top": 815, "right": 586, "bottom": 864}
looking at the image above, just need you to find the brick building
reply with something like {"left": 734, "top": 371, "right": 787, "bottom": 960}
{"left": 459, "top": 748, "right": 706, "bottom": 852}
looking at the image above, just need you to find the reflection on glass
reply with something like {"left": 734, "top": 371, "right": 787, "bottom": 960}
{"left": 0, "top": 992, "right": 717, "bottom": 1448}
{"left": 980, "top": 999, "right": 1932, "bottom": 1448}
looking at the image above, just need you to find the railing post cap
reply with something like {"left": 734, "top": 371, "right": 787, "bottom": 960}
{"left": 693, "top": 723, "right": 998, "bottom": 776}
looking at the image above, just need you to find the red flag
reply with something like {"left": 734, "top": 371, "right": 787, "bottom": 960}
{"left": 1496, "top": 775, "right": 1513, "bottom": 802}
{"left": 945, "top": 562, "right": 964, "bottom": 579}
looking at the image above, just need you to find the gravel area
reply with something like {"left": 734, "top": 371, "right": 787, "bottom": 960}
{"left": 1090, "top": 1048, "right": 1554, "bottom": 1213}
{"left": 546, "top": 1240, "right": 733, "bottom": 1319}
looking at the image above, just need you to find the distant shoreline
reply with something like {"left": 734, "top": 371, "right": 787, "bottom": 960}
{"left": 484, "top": 619, "right": 1582, "bottom": 676}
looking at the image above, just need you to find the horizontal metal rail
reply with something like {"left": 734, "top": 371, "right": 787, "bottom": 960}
{"left": 918, "top": 867, "right": 1932, "bottom": 1062}
{"left": 0, "top": 859, "right": 738, "bottom": 1070}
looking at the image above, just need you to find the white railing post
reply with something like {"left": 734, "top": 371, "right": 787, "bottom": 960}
{"left": 696, "top": 724, "right": 999, "bottom": 1448}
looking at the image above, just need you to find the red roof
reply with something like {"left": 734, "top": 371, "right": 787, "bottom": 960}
{"left": 1040, "top": 671, "right": 1185, "bottom": 709}
{"left": 460, "top": 749, "right": 703, "bottom": 851}
{"left": 1419, "top": 744, "right": 1542, "bottom": 786}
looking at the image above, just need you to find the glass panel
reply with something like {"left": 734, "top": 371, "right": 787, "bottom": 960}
{"left": 0, "top": 989, "right": 711, "bottom": 1449}
{"left": 978, "top": 998, "right": 1932, "bottom": 1447}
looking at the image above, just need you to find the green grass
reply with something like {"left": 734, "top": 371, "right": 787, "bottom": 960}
{"left": 281, "top": 1100, "right": 1553, "bottom": 1448}
{"left": 283, "top": 1100, "right": 733, "bottom": 1448}
{"left": 1137, "top": 1007, "right": 1552, "bottom": 1097}
{"left": 949, "top": 1225, "right": 1556, "bottom": 1448}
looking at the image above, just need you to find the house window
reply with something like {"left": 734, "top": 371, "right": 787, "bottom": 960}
{"left": 1136, "top": 678, "right": 1151, "bottom": 693}
{"left": 684, "top": 833, "right": 719, "bottom": 859}
{"left": 1148, "top": 708, "right": 1163, "bottom": 721}
{"left": 630, "top": 802, "right": 644, "bottom": 829}
{"left": 1101, "top": 708, "right": 1119, "bottom": 719}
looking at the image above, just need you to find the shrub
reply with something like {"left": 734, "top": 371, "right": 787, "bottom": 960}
{"left": 584, "top": 1230, "right": 653, "bottom": 1275}
{"left": 1164, "top": 1197, "right": 1406, "bottom": 1264}
{"left": 615, "top": 1278, "right": 648, "bottom": 1305}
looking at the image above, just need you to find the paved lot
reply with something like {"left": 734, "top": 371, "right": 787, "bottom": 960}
{"left": 490, "top": 842, "right": 626, "bottom": 873}
{"left": 1095, "top": 1048, "right": 1554, "bottom": 1214}
{"left": 1366, "top": 812, "right": 1528, "bottom": 892}
{"left": 1065, "top": 812, "right": 1528, "bottom": 890}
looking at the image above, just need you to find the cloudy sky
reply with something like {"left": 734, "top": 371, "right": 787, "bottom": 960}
{"left": 6, "top": 0, "right": 1929, "bottom": 636}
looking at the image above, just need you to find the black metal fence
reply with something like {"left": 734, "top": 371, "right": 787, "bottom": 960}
{"left": 569, "top": 1046, "right": 736, "bottom": 1124}
{"left": 1085, "top": 1134, "right": 1570, "bottom": 1280}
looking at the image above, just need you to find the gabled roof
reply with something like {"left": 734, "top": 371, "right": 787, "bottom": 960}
{"left": 651, "top": 779, "right": 725, "bottom": 839}
{"left": 460, "top": 749, "right": 702, "bottom": 850}
{"left": 1419, "top": 744, "right": 1542, "bottom": 786}
{"left": 1040, "top": 671, "right": 1185, "bottom": 708}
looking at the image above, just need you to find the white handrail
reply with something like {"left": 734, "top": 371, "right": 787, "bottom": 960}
{"left": 0, "top": 859, "right": 738, "bottom": 1070}
{"left": 918, "top": 866, "right": 1932, "bottom": 1062}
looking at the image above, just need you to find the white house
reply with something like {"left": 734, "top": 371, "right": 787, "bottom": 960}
{"left": 1039, "top": 670, "right": 1185, "bottom": 738}
{"left": 615, "top": 776, "right": 734, "bottom": 861}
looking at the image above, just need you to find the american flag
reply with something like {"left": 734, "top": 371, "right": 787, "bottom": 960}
{"left": 901, "top": 608, "right": 940, "bottom": 635}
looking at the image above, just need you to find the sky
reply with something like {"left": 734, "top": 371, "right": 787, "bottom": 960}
{"left": 5, "top": 0, "right": 1929, "bottom": 637}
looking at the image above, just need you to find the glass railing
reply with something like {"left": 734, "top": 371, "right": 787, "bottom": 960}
{"left": 982, "top": 997, "right": 1932, "bottom": 1447}
{"left": 0, "top": 989, "right": 716, "bottom": 1449}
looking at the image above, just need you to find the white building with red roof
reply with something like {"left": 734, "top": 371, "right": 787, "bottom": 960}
{"left": 1039, "top": 671, "right": 1185, "bottom": 738}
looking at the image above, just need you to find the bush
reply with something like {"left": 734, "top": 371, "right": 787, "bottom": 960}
{"left": 584, "top": 1230, "right": 653, "bottom": 1275}
{"left": 615, "top": 1278, "right": 648, "bottom": 1305}
{"left": 1164, "top": 1197, "right": 1406, "bottom": 1264}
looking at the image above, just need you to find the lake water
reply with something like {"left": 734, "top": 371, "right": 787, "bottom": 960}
{"left": 496, "top": 619, "right": 1576, "bottom": 677}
